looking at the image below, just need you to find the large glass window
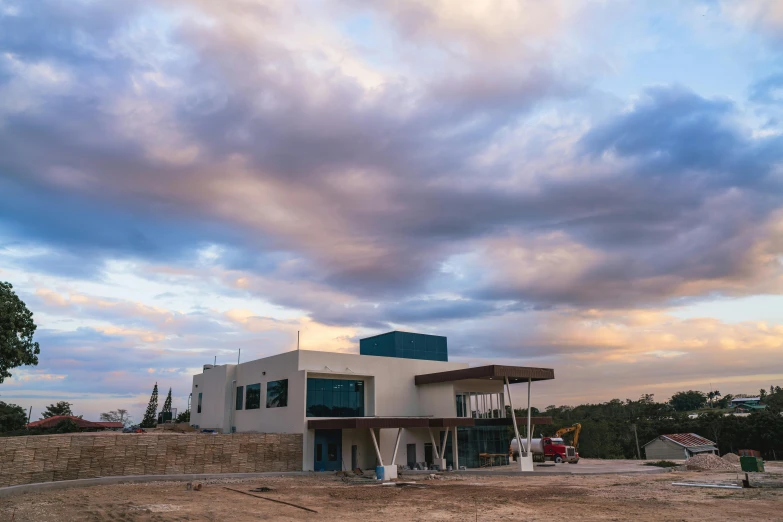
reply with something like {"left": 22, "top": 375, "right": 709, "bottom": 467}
{"left": 197, "top": 392, "right": 202, "bottom": 414}
{"left": 266, "top": 379, "right": 288, "bottom": 408}
{"left": 246, "top": 383, "right": 261, "bottom": 410}
{"left": 236, "top": 386, "right": 244, "bottom": 410}
{"left": 456, "top": 394, "right": 468, "bottom": 417}
{"left": 306, "top": 378, "right": 365, "bottom": 417}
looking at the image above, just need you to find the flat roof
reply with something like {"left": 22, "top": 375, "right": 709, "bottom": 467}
{"left": 414, "top": 364, "right": 554, "bottom": 385}
{"left": 307, "top": 416, "right": 552, "bottom": 430}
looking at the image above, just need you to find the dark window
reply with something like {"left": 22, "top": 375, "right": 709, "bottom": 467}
{"left": 246, "top": 383, "right": 261, "bottom": 410}
{"left": 197, "top": 392, "right": 202, "bottom": 414}
{"left": 306, "top": 378, "right": 365, "bottom": 417}
{"left": 328, "top": 443, "right": 337, "bottom": 461}
{"left": 316, "top": 444, "right": 323, "bottom": 461}
{"left": 236, "top": 386, "right": 244, "bottom": 410}
{"left": 266, "top": 379, "right": 288, "bottom": 408}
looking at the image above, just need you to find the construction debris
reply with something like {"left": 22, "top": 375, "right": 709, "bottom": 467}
{"left": 224, "top": 487, "right": 318, "bottom": 514}
{"left": 249, "top": 486, "right": 274, "bottom": 493}
{"left": 685, "top": 453, "right": 739, "bottom": 471}
{"left": 672, "top": 482, "right": 742, "bottom": 489}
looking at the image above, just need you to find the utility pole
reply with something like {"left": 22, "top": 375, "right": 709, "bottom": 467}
{"left": 632, "top": 424, "right": 641, "bottom": 460}
{"left": 27, "top": 406, "right": 32, "bottom": 426}
{"left": 237, "top": 349, "right": 241, "bottom": 365}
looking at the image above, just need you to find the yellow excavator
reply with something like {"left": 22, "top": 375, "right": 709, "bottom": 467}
{"left": 554, "top": 423, "right": 582, "bottom": 450}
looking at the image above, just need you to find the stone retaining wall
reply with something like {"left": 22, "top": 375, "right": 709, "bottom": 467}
{"left": 0, "top": 433, "right": 302, "bottom": 487}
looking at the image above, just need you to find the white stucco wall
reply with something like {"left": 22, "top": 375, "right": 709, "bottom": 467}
{"left": 191, "top": 349, "right": 499, "bottom": 470}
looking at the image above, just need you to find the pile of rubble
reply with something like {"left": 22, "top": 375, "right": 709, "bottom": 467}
{"left": 722, "top": 453, "right": 741, "bottom": 464}
{"left": 686, "top": 453, "right": 739, "bottom": 471}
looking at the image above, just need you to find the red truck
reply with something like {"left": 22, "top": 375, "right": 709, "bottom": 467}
{"left": 510, "top": 437, "right": 580, "bottom": 463}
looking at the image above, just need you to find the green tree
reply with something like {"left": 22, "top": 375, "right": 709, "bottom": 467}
{"left": 162, "top": 388, "right": 172, "bottom": 413}
{"left": 0, "top": 401, "right": 27, "bottom": 432}
{"left": 176, "top": 409, "right": 190, "bottom": 423}
{"left": 140, "top": 383, "right": 159, "bottom": 428}
{"left": 669, "top": 390, "right": 707, "bottom": 412}
{"left": 100, "top": 409, "right": 131, "bottom": 426}
{"left": 41, "top": 401, "right": 75, "bottom": 419}
{"left": 0, "top": 282, "right": 40, "bottom": 384}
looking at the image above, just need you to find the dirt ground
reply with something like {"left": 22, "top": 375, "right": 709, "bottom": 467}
{"left": 2, "top": 467, "right": 782, "bottom": 521}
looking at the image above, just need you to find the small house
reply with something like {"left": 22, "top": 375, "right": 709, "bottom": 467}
{"left": 643, "top": 433, "right": 718, "bottom": 460}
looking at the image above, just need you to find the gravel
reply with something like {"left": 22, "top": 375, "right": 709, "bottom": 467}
{"left": 722, "top": 453, "right": 741, "bottom": 464}
{"left": 686, "top": 453, "right": 739, "bottom": 471}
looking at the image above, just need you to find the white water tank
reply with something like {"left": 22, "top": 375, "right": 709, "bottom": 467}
{"left": 510, "top": 437, "right": 565, "bottom": 454}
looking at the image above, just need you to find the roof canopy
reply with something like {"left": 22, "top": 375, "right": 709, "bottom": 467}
{"left": 415, "top": 364, "right": 554, "bottom": 385}
{"left": 307, "top": 416, "right": 553, "bottom": 430}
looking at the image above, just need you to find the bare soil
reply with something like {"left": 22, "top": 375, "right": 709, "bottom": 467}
{"left": 2, "top": 468, "right": 782, "bottom": 521}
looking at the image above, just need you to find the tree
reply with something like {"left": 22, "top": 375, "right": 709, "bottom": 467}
{"left": 41, "top": 401, "right": 74, "bottom": 419}
{"left": 176, "top": 409, "right": 190, "bottom": 423}
{"left": 100, "top": 409, "right": 131, "bottom": 426}
{"left": 759, "top": 388, "right": 768, "bottom": 401}
{"left": 162, "top": 388, "right": 172, "bottom": 413}
{"left": 0, "top": 282, "right": 40, "bottom": 384}
{"left": 707, "top": 390, "right": 721, "bottom": 408}
{"left": 0, "top": 401, "right": 27, "bottom": 432}
{"left": 669, "top": 390, "right": 707, "bottom": 412}
{"left": 140, "top": 383, "right": 159, "bottom": 428}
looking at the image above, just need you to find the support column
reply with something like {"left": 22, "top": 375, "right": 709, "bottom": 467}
{"left": 391, "top": 428, "right": 403, "bottom": 465}
{"left": 369, "top": 428, "right": 383, "bottom": 465}
{"left": 527, "top": 377, "right": 532, "bottom": 461}
{"left": 452, "top": 426, "right": 459, "bottom": 470}
{"left": 505, "top": 377, "right": 533, "bottom": 471}
{"left": 439, "top": 428, "right": 450, "bottom": 470}
{"left": 427, "top": 428, "right": 440, "bottom": 460}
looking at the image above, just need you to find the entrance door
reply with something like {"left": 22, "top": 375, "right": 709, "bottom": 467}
{"left": 314, "top": 429, "right": 342, "bottom": 471}
{"left": 351, "top": 445, "right": 358, "bottom": 470}
{"left": 424, "top": 443, "right": 433, "bottom": 466}
{"left": 407, "top": 444, "right": 416, "bottom": 468}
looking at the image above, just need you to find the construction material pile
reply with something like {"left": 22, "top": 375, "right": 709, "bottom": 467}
{"left": 722, "top": 453, "right": 741, "bottom": 464}
{"left": 686, "top": 453, "right": 739, "bottom": 471}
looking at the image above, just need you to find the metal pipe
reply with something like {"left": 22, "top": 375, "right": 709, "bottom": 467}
{"left": 229, "top": 380, "right": 236, "bottom": 434}
{"left": 672, "top": 483, "right": 742, "bottom": 489}
{"left": 369, "top": 428, "right": 383, "bottom": 466}
{"left": 391, "top": 428, "right": 403, "bottom": 465}
{"left": 505, "top": 377, "right": 523, "bottom": 471}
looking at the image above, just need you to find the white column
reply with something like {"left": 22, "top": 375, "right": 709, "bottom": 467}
{"left": 505, "top": 377, "right": 523, "bottom": 470}
{"left": 428, "top": 428, "right": 440, "bottom": 460}
{"left": 369, "top": 428, "right": 383, "bottom": 466}
{"left": 526, "top": 377, "right": 532, "bottom": 459}
{"left": 452, "top": 426, "right": 459, "bottom": 470}
{"left": 440, "top": 428, "right": 450, "bottom": 469}
{"left": 391, "top": 428, "right": 403, "bottom": 465}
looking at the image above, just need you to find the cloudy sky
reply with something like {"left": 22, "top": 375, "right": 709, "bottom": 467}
{"left": 1, "top": 0, "right": 782, "bottom": 422}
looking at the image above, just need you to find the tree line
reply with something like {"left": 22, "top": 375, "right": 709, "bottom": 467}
{"left": 518, "top": 386, "right": 783, "bottom": 461}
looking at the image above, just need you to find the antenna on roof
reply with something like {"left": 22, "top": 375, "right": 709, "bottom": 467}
{"left": 214, "top": 355, "right": 216, "bottom": 366}
{"left": 297, "top": 331, "right": 300, "bottom": 351}
{"left": 238, "top": 349, "right": 241, "bottom": 365}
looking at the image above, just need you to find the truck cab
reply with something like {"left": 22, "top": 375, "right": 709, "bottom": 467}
{"left": 540, "top": 437, "right": 579, "bottom": 463}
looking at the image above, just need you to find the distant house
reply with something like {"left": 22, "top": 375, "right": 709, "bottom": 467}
{"left": 26, "top": 415, "right": 121, "bottom": 431}
{"left": 643, "top": 433, "right": 718, "bottom": 460}
{"left": 731, "top": 397, "right": 761, "bottom": 406}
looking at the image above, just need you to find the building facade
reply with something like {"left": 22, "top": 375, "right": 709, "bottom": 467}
{"left": 643, "top": 433, "right": 718, "bottom": 460}
{"left": 190, "top": 332, "right": 554, "bottom": 471}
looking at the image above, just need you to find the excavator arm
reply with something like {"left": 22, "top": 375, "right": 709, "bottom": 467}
{"left": 554, "top": 423, "right": 582, "bottom": 449}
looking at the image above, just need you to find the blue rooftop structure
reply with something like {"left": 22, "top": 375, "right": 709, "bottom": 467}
{"left": 359, "top": 331, "right": 448, "bottom": 362}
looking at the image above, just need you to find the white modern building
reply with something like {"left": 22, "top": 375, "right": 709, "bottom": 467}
{"left": 190, "top": 331, "right": 554, "bottom": 473}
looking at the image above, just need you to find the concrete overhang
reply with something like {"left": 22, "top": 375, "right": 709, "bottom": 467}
{"left": 307, "top": 416, "right": 552, "bottom": 430}
{"left": 414, "top": 365, "right": 554, "bottom": 385}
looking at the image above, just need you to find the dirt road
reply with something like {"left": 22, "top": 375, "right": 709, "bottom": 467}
{"left": 1, "top": 469, "right": 781, "bottom": 521}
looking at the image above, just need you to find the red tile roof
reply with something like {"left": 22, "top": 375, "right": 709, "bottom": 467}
{"left": 661, "top": 433, "right": 715, "bottom": 447}
{"left": 26, "top": 415, "right": 109, "bottom": 430}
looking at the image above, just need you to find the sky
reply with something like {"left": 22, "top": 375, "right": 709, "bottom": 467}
{"left": 1, "top": 0, "right": 783, "bottom": 422}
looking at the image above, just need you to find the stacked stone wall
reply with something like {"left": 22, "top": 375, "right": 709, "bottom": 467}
{"left": 0, "top": 433, "right": 302, "bottom": 487}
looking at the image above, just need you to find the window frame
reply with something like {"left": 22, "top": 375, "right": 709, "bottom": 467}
{"left": 245, "top": 383, "right": 261, "bottom": 410}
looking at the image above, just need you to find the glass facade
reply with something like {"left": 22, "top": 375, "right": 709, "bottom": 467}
{"left": 266, "top": 379, "right": 288, "bottom": 408}
{"left": 359, "top": 331, "right": 447, "bottom": 361}
{"left": 245, "top": 383, "right": 261, "bottom": 410}
{"left": 456, "top": 394, "right": 468, "bottom": 417}
{"left": 449, "top": 426, "right": 512, "bottom": 469}
{"left": 306, "top": 378, "right": 365, "bottom": 417}
{"left": 236, "top": 386, "right": 244, "bottom": 410}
